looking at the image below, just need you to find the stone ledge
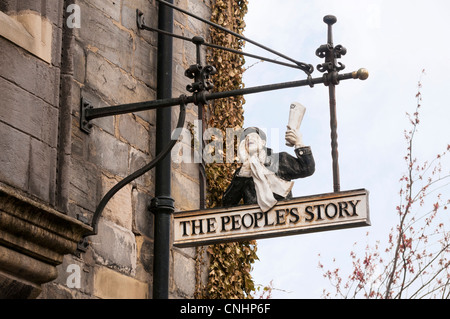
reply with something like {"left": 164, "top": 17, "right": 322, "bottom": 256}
{"left": 0, "top": 183, "right": 93, "bottom": 298}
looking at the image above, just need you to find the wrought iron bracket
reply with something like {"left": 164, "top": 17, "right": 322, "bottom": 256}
{"left": 76, "top": 7, "right": 369, "bottom": 254}
{"left": 79, "top": 67, "right": 368, "bottom": 131}
{"left": 185, "top": 63, "right": 217, "bottom": 104}
{"left": 80, "top": 98, "right": 93, "bottom": 134}
{"left": 136, "top": 9, "right": 145, "bottom": 29}
{"left": 75, "top": 214, "right": 90, "bottom": 256}
{"left": 76, "top": 237, "right": 89, "bottom": 256}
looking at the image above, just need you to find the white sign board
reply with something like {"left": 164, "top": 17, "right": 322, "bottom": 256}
{"left": 173, "top": 189, "right": 370, "bottom": 247}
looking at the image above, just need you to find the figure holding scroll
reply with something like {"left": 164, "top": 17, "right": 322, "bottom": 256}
{"left": 222, "top": 102, "right": 315, "bottom": 212}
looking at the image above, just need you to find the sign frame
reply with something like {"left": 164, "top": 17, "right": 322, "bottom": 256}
{"left": 173, "top": 189, "right": 370, "bottom": 248}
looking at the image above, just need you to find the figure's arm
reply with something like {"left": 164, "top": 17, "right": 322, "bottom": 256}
{"left": 277, "top": 148, "right": 315, "bottom": 180}
{"left": 278, "top": 127, "right": 315, "bottom": 180}
{"left": 294, "top": 146, "right": 315, "bottom": 178}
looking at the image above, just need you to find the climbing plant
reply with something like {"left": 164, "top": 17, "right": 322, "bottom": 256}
{"left": 197, "top": 0, "right": 259, "bottom": 299}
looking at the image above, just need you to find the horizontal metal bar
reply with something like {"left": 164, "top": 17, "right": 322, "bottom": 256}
{"left": 202, "top": 42, "right": 304, "bottom": 70}
{"left": 141, "top": 24, "right": 192, "bottom": 42}
{"left": 85, "top": 97, "right": 185, "bottom": 121}
{"left": 208, "top": 76, "right": 321, "bottom": 100}
{"left": 84, "top": 70, "right": 365, "bottom": 121}
{"left": 140, "top": 23, "right": 304, "bottom": 71}
{"left": 155, "top": 0, "right": 313, "bottom": 73}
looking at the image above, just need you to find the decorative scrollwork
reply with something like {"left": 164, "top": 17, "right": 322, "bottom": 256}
{"left": 315, "top": 16, "right": 347, "bottom": 85}
{"left": 185, "top": 64, "right": 217, "bottom": 93}
{"left": 185, "top": 63, "right": 217, "bottom": 105}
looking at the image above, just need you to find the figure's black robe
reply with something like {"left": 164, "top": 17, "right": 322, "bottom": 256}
{"left": 222, "top": 146, "right": 315, "bottom": 207}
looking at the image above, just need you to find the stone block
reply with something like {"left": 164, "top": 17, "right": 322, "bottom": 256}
{"left": 51, "top": 21, "right": 62, "bottom": 67}
{"left": 41, "top": 103, "right": 59, "bottom": 149}
{"left": 172, "top": 159, "right": 202, "bottom": 185}
{"left": 173, "top": 250, "right": 195, "bottom": 297}
{"left": 87, "top": 127, "right": 129, "bottom": 177}
{"left": 132, "top": 188, "right": 153, "bottom": 239}
{"left": 175, "top": 246, "right": 197, "bottom": 260}
{"left": 0, "top": 36, "right": 60, "bottom": 106}
{"left": 129, "top": 148, "right": 153, "bottom": 188}
{"left": 90, "top": 218, "right": 136, "bottom": 274}
{"left": 118, "top": 114, "right": 150, "bottom": 154}
{"left": 172, "top": 23, "right": 186, "bottom": 66}
{"left": 15, "top": 0, "right": 41, "bottom": 12}
{"left": 93, "top": 266, "right": 149, "bottom": 299}
{"left": 28, "top": 138, "right": 57, "bottom": 203}
{"left": 44, "top": 0, "right": 64, "bottom": 27}
{"left": 85, "top": 51, "right": 154, "bottom": 106}
{"left": 173, "top": 61, "right": 192, "bottom": 96}
{"left": 122, "top": 0, "right": 157, "bottom": 46}
{"left": 73, "top": 40, "right": 86, "bottom": 83}
{"left": 0, "top": 76, "right": 58, "bottom": 148}
{"left": 134, "top": 109, "right": 156, "bottom": 127}
{"left": 136, "top": 236, "right": 153, "bottom": 274}
{"left": 69, "top": 157, "right": 98, "bottom": 212}
{"left": 59, "top": 75, "right": 81, "bottom": 117}
{"left": 77, "top": 0, "right": 133, "bottom": 71}
{"left": 0, "top": 121, "right": 30, "bottom": 190}
{"left": 183, "top": 33, "right": 198, "bottom": 66}
{"left": 174, "top": 0, "right": 188, "bottom": 29}
{"left": 79, "top": 0, "right": 121, "bottom": 22}
{"left": 70, "top": 132, "right": 87, "bottom": 160}
{"left": 187, "top": 0, "right": 211, "bottom": 36}
{"left": 133, "top": 37, "right": 157, "bottom": 88}
{"left": 171, "top": 170, "right": 200, "bottom": 211}
{"left": 101, "top": 174, "right": 133, "bottom": 230}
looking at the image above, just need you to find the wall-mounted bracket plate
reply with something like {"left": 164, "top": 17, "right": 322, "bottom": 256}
{"left": 80, "top": 97, "right": 93, "bottom": 134}
{"left": 137, "top": 9, "right": 145, "bottom": 30}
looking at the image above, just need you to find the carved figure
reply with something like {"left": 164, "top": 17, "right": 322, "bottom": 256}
{"left": 222, "top": 103, "right": 315, "bottom": 212}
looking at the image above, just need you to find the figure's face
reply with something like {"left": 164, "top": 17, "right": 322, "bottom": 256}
{"left": 245, "top": 133, "right": 264, "bottom": 155}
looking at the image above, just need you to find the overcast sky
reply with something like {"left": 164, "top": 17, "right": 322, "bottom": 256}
{"left": 241, "top": 0, "right": 450, "bottom": 298}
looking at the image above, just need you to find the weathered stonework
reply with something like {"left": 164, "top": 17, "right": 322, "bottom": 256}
{"left": 0, "top": 183, "right": 92, "bottom": 298}
{"left": 0, "top": 0, "right": 211, "bottom": 299}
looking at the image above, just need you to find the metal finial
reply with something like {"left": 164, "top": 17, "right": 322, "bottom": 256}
{"left": 352, "top": 68, "right": 370, "bottom": 81}
{"left": 323, "top": 15, "right": 337, "bottom": 25}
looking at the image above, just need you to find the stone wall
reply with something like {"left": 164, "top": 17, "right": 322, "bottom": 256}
{"left": 0, "top": 0, "right": 211, "bottom": 299}
{"left": 0, "top": 0, "right": 63, "bottom": 206}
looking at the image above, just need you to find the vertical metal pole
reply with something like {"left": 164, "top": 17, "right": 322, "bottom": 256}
{"left": 153, "top": 0, "right": 174, "bottom": 299}
{"left": 328, "top": 84, "right": 340, "bottom": 192}
{"left": 324, "top": 15, "right": 340, "bottom": 193}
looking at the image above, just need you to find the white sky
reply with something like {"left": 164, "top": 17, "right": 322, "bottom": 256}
{"left": 242, "top": 0, "right": 450, "bottom": 298}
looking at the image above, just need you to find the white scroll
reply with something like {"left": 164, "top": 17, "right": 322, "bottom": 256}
{"left": 286, "top": 102, "right": 306, "bottom": 147}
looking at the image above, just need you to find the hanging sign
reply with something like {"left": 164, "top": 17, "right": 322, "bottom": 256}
{"left": 173, "top": 188, "right": 370, "bottom": 248}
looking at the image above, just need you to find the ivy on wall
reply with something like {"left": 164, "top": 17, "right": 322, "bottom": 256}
{"left": 196, "top": 0, "right": 259, "bottom": 299}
